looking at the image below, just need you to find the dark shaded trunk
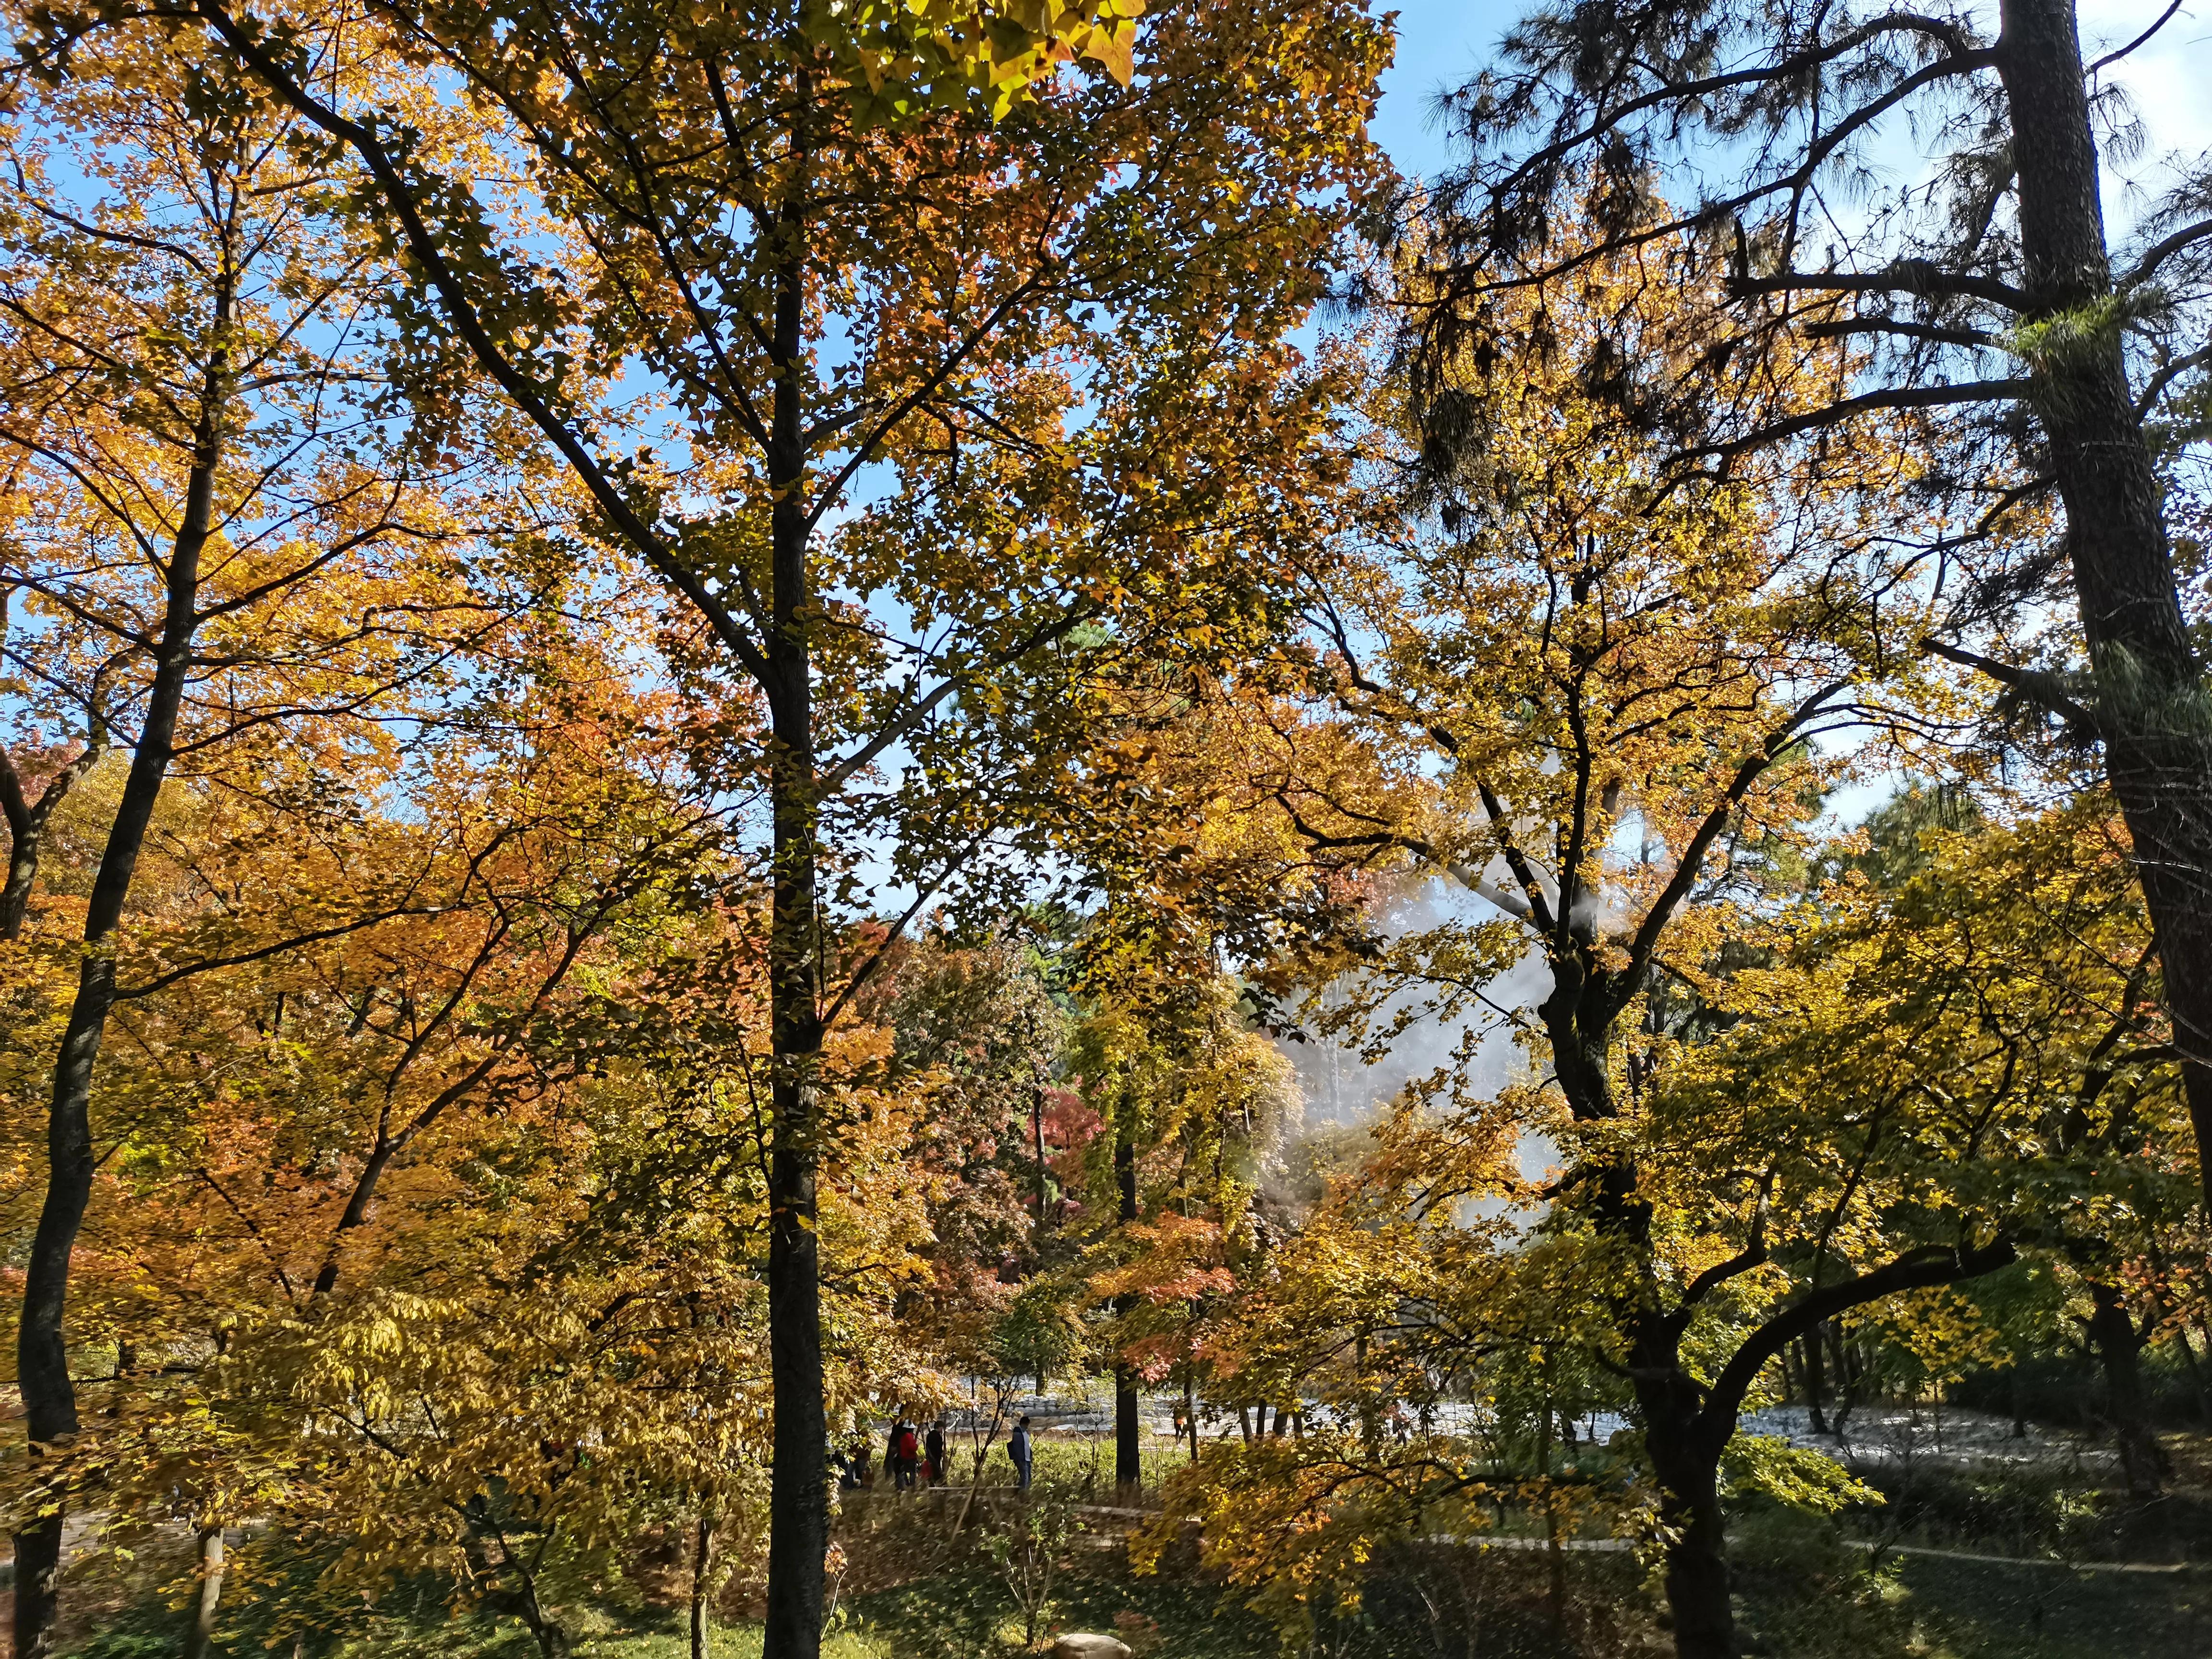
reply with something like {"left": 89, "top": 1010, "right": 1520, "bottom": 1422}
{"left": 1554, "top": 982, "right": 1747, "bottom": 1659}
{"left": 12, "top": 339, "right": 225, "bottom": 1659}
{"left": 1600, "top": 1158, "right": 1739, "bottom": 1659}
{"left": 1999, "top": 0, "right": 2212, "bottom": 1209}
{"left": 0, "top": 676, "right": 105, "bottom": 942}
{"left": 1623, "top": 1293, "right": 1738, "bottom": 1659}
{"left": 512, "top": 1587, "right": 568, "bottom": 1659}
{"left": 1114, "top": 1127, "right": 1141, "bottom": 1493}
{"left": 2176, "top": 1323, "right": 2212, "bottom": 1426}
{"left": 1828, "top": 1323, "right": 1860, "bottom": 1435}
{"left": 183, "top": 1526, "right": 225, "bottom": 1659}
{"left": 1801, "top": 1329, "right": 1828, "bottom": 1434}
{"left": 2085, "top": 1279, "right": 2168, "bottom": 1497}
{"left": 1645, "top": 1426, "right": 1733, "bottom": 1659}
{"left": 312, "top": 1141, "right": 397, "bottom": 1295}
{"left": 761, "top": 126, "right": 826, "bottom": 1659}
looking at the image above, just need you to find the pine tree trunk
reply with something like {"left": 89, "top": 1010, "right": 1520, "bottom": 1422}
{"left": 1999, "top": 0, "right": 2212, "bottom": 1207}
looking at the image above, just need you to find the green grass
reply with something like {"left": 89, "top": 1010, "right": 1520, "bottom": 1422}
{"left": 569, "top": 1627, "right": 890, "bottom": 1659}
{"left": 927, "top": 1431, "right": 1199, "bottom": 1503}
{"left": 839, "top": 1562, "right": 1274, "bottom": 1659}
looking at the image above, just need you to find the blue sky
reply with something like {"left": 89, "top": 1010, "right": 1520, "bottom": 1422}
{"left": 1368, "top": 0, "right": 1515, "bottom": 179}
{"left": 1370, "top": 0, "right": 2212, "bottom": 218}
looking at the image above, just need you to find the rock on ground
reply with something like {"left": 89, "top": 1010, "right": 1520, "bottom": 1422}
{"left": 1052, "top": 1634, "right": 1134, "bottom": 1659}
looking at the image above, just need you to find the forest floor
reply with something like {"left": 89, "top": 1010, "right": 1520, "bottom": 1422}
{"left": 28, "top": 1418, "right": 2212, "bottom": 1659}
{"left": 50, "top": 1545, "right": 2212, "bottom": 1659}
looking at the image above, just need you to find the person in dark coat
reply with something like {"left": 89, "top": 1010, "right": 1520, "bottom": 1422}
{"left": 892, "top": 1419, "right": 920, "bottom": 1491}
{"left": 1008, "top": 1415, "right": 1033, "bottom": 1492}
{"left": 924, "top": 1420, "right": 947, "bottom": 1485}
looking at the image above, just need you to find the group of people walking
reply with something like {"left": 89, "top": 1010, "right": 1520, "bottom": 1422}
{"left": 832, "top": 1414, "right": 1034, "bottom": 1492}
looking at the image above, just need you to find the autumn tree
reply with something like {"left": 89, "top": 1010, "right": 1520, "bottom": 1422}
{"left": 852, "top": 930, "right": 1069, "bottom": 1359}
{"left": 1408, "top": 0, "right": 2212, "bottom": 1207}
{"left": 1, "top": 665, "right": 818, "bottom": 1659}
{"left": 1148, "top": 790, "right": 2188, "bottom": 1659}
{"left": 0, "top": 20, "right": 527, "bottom": 1648}
{"left": 1070, "top": 937, "right": 1300, "bottom": 1488}
{"left": 1166, "top": 226, "right": 2020, "bottom": 1654}
{"left": 9, "top": 4, "right": 1407, "bottom": 1648}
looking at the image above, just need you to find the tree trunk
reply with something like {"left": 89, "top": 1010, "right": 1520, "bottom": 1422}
{"left": 1539, "top": 1399, "right": 1565, "bottom": 1641}
{"left": 690, "top": 1516, "right": 715, "bottom": 1659}
{"left": 2175, "top": 1323, "right": 2212, "bottom": 1426}
{"left": 1828, "top": 1323, "right": 1859, "bottom": 1435}
{"left": 1802, "top": 1329, "right": 1828, "bottom": 1435}
{"left": 1628, "top": 1326, "right": 1735, "bottom": 1659}
{"left": 2085, "top": 1279, "right": 2168, "bottom": 1497}
{"left": 760, "top": 129, "right": 827, "bottom": 1659}
{"left": 1651, "top": 1447, "right": 1733, "bottom": 1659}
{"left": 0, "top": 716, "right": 105, "bottom": 942}
{"left": 184, "top": 1526, "right": 225, "bottom": 1659}
{"left": 1999, "top": 0, "right": 2212, "bottom": 1210}
{"left": 1630, "top": 1311, "right": 1737, "bottom": 1659}
{"left": 12, "top": 348, "right": 225, "bottom": 1659}
{"left": 1034, "top": 1074, "right": 1051, "bottom": 1231}
{"left": 1114, "top": 1121, "right": 1141, "bottom": 1494}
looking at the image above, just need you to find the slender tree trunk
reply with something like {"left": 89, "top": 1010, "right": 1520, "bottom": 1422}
{"left": 1538, "top": 1396, "right": 1565, "bottom": 1642}
{"left": 312, "top": 1140, "right": 397, "bottom": 1295}
{"left": 2084, "top": 1279, "right": 2168, "bottom": 1497}
{"left": 0, "top": 711, "right": 105, "bottom": 941}
{"left": 690, "top": 1516, "right": 715, "bottom": 1659}
{"left": 12, "top": 344, "right": 225, "bottom": 1659}
{"left": 1999, "top": 0, "right": 2212, "bottom": 1210}
{"left": 2175, "top": 1323, "right": 2212, "bottom": 1426}
{"left": 1802, "top": 1330, "right": 1828, "bottom": 1435}
{"left": 761, "top": 115, "right": 827, "bottom": 1659}
{"left": 184, "top": 1527, "right": 225, "bottom": 1659}
{"left": 1034, "top": 1074, "right": 1051, "bottom": 1230}
{"left": 1558, "top": 983, "right": 1741, "bottom": 1659}
{"left": 1829, "top": 1323, "right": 1859, "bottom": 1436}
{"left": 1114, "top": 1123, "right": 1141, "bottom": 1494}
